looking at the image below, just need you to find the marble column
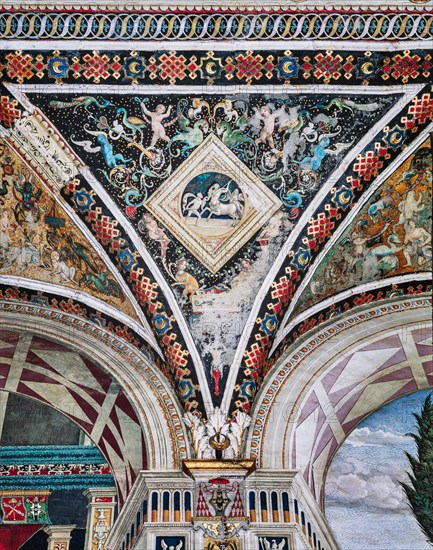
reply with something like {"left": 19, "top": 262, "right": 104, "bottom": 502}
{"left": 44, "top": 525, "right": 76, "bottom": 550}
{"left": 83, "top": 488, "right": 117, "bottom": 550}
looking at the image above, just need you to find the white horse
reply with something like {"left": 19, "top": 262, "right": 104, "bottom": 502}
{"left": 202, "top": 183, "right": 244, "bottom": 222}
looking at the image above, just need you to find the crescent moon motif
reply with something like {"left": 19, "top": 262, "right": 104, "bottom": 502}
{"left": 206, "top": 62, "right": 217, "bottom": 75}
{"left": 340, "top": 191, "right": 351, "bottom": 204}
{"left": 282, "top": 61, "right": 294, "bottom": 74}
{"left": 390, "top": 132, "right": 403, "bottom": 145}
{"left": 361, "top": 62, "right": 374, "bottom": 75}
{"left": 128, "top": 61, "right": 141, "bottom": 75}
{"left": 51, "top": 61, "right": 64, "bottom": 74}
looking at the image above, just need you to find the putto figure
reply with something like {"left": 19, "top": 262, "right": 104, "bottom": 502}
{"left": 140, "top": 102, "right": 174, "bottom": 146}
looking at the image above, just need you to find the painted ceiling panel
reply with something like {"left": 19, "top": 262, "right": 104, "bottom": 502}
{"left": 0, "top": 137, "right": 139, "bottom": 320}
{"left": 27, "top": 89, "right": 401, "bottom": 403}
{"left": 230, "top": 88, "right": 432, "bottom": 415}
{"left": 0, "top": 41, "right": 431, "bottom": 416}
{"left": 293, "top": 139, "right": 432, "bottom": 319}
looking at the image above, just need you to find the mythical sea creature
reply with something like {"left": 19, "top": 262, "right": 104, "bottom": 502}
{"left": 79, "top": 271, "right": 122, "bottom": 297}
{"left": 72, "top": 129, "right": 133, "bottom": 169}
{"left": 280, "top": 190, "right": 303, "bottom": 210}
{"left": 169, "top": 103, "right": 209, "bottom": 157}
{"left": 63, "top": 236, "right": 98, "bottom": 273}
{"left": 317, "top": 98, "right": 381, "bottom": 113}
{"left": 213, "top": 99, "right": 240, "bottom": 122}
{"left": 216, "top": 117, "right": 257, "bottom": 159}
{"left": 363, "top": 234, "right": 402, "bottom": 279}
{"left": 49, "top": 96, "right": 112, "bottom": 113}
{"left": 368, "top": 191, "right": 395, "bottom": 220}
{"left": 295, "top": 136, "right": 352, "bottom": 171}
{"left": 188, "top": 98, "right": 211, "bottom": 119}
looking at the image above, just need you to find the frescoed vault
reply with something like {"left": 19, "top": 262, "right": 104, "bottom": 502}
{"left": 1, "top": 73, "right": 431, "bottom": 416}
{"left": 0, "top": 1, "right": 431, "bottom": 496}
{"left": 0, "top": 3, "right": 431, "bottom": 549}
{"left": 19, "top": 85, "right": 403, "bottom": 402}
{"left": 292, "top": 139, "right": 432, "bottom": 319}
{"left": 0, "top": 138, "right": 138, "bottom": 320}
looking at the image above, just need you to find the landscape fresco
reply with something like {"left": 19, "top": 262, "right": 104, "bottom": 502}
{"left": 325, "top": 390, "right": 432, "bottom": 550}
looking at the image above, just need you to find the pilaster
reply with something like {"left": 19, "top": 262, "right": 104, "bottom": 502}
{"left": 83, "top": 488, "right": 117, "bottom": 550}
{"left": 44, "top": 525, "right": 77, "bottom": 550}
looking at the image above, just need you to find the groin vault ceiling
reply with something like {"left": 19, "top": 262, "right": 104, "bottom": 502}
{"left": 0, "top": 5, "right": 431, "bottom": 422}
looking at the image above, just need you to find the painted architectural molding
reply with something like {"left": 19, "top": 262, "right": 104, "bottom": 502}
{"left": 0, "top": 1, "right": 431, "bottom": 11}
{"left": 0, "top": 445, "right": 114, "bottom": 490}
{"left": 83, "top": 488, "right": 117, "bottom": 550}
{"left": 0, "top": 11, "right": 431, "bottom": 41}
{"left": 271, "top": 275, "right": 431, "bottom": 362}
{"left": 107, "top": 467, "right": 340, "bottom": 550}
{"left": 44, "top": 525, "right": 77, "bottom": 550}
{"left": 1, "top": 50, "right": 432, "bottom": 87}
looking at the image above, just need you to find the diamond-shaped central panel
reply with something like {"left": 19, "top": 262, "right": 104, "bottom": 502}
{"left": 145, "top": 134, "right": 282, "bottom": 273}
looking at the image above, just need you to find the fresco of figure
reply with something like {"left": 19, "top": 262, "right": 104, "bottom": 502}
{"left": 394, "top": 190, "right": 424, "bottom": 230}
{"left": 403, "top": 219, "right": 432, "bottom": 267}
{"left": 174, "top": 257, "right": 200, "bottom": 301}
{"left": 346, "top": 223, "right": 390, "bottom": 274}
{"left": 182, "top": 192, "right": 206, "bottom": 218}
{"left": 250, "top": 105, "right": 287, "bottom": 151}
{"left": 140, "top": 102, "right": 173, "bottom": 146}
{"left": 0, "top": 209, "right": 12, "bottom": 251}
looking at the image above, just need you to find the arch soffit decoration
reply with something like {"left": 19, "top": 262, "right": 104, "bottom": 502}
{"left": 246, "top": 295, "right": 432, "bottom": 490}
{"left": 272, "top": 124, "right": 433, "bottom": 352}
{"left": 0, "top": 307, "right": 191, "bottom": 486}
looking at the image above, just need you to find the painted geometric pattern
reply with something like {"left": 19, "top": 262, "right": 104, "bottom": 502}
{"left": 59, "top": 175, "right": 202, "bottom": 411}
{"left": 0, "top": 446, "right": 114, "bottom": 490}
{"left": 292, "top": 327, "right": 433, "bottom": 506}
{"left": 0, "top": 49, "right": 431, "bottom": 86}
{"left": 232, "top": 86, "right": 433, "bottom": 414}
{"left": 293, "top": 139, "right": 432, "bottom": 319}
{"left": 0, "top": 15, "right": 431, "bottom": 42}
{"left": 0, "top": 284, "right": 158, "bottom": 364}
{"left": 273, "top": 280, "right": 432, "bottom": 365}
{"left": 0, "top": 330, "right": 146, "bottom": 503}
